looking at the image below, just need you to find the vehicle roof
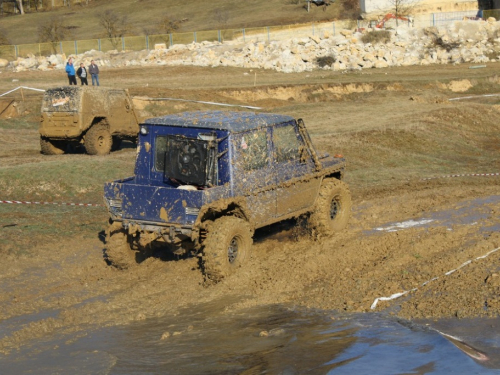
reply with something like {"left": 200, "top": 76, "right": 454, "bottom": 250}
{"left": 143, "top": 111, "right": 295, "bottom": 132}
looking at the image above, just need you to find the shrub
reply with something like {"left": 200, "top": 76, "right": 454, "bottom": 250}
{"left": 316, "top": 55, "right": 336, "bottom": 67}
{"left": 361, "top": 30, "right": 391, "bottom": 44}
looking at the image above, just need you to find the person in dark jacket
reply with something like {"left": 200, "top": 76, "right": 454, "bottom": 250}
{"left": 88, "top": 60, "right": 100, "bottom": 86}
{"left": 76, "top": 63, "right": 88, "bottom": 85}
{"left": 65, "top": 58, "right": 77, "bottom": 85}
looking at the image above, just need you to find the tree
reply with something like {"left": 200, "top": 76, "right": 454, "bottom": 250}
{"left": 385, "top": 0, "right": 418, "bottom": 25}
{"left": 15, "top": 0, "right": 24, "bottom": 14}
{"left": 157, "top": 14, "right": 180, "bottom": 35}
{"left": 38, "top": 17, "right": 70, "bottom": 53}
{"left": 99, "top": 9, "right": 129, "bottom": 50}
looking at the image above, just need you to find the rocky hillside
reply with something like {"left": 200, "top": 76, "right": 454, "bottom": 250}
{"left": 2, "top": 18, "right": 500, "bottom": 74}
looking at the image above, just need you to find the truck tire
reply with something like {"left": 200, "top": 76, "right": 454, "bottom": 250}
{"left": 309, "top": 179, "right": 351, "bottom": 239}
{"left": 106, "top": 225, "right": 137, "bottom": 269}
{"left": 111, "top": 136, "right": 122, "bottom": 151}
{"left": 85, "top": 122, "right": 112, "bottom": 155}
{"left": 202, "top": 216, "right": 253, "bottom": 282}
{"left": 40, "top": 137, "right": 66, "bottom": 155}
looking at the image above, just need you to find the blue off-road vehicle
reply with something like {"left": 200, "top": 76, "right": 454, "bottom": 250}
{"left": 104, "top": 111, "right": 351, "bottom": 281}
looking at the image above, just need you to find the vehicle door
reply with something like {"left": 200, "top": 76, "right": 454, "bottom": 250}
{"left": 273, "top": 121, "right": 320, "bottom": 217}
{"left": 232, "top": 128, "right": 276, "bottom": 226}
{"left": 108, "top": 90, "right": 137, "bottom": 135}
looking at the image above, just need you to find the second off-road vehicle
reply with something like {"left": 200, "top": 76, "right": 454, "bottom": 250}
{"left": 39, "top": 86, "right": 139, "bottom": 155}
{"left": 104, "top": 111, "right": 351, "bottom": 281}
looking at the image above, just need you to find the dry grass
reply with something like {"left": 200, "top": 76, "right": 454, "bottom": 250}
{"left": 0, "top": 0, "right": 341, "bottom": 45}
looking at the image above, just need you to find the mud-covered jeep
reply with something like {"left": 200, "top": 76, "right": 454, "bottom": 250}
{"left": 104, "top": 111, "right": 351, "bottom": 280}
{"left": 39, "top": 86, "right": 139, "bottom": 155}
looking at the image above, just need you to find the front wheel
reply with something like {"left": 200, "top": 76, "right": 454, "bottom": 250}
{"left": 308, "top": 179, "right": 351, "bottom": 239}
{"left": 105, "top": 223, "right": 137, "bottom": 269}
{"left": 202, "top": 216, "right": 253, "bottom": 282}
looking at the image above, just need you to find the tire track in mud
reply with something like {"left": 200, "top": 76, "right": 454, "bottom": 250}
{"left": 0, "top": 185, "right": 498, "bottom": 353}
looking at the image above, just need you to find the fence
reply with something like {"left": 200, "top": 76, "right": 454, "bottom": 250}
{"left": 0, "top": 10, "right": 491, "bottom": 62}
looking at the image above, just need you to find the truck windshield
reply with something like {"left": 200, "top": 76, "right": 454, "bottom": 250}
{"left": 41, "top": 87, "right": 81, "bottom": 112}
{"left": 155, "top": 135, "right": 216, "bottom": 187}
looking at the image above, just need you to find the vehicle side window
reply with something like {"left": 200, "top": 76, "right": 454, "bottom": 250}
{"left": 154, "top": 136, "right": 168, "bottom": 171}
{"left": 239, "top": 129, "right": 268, "bottom": 171}
{"left": 274, "top": 124, "right": 300, "bottom": 163}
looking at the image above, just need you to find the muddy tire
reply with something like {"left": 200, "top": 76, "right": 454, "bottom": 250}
{"left": 40, "top": 137, "right": 66, "bottom": 155}
{"left": 202, "top": 216, "right": 253, "bottom": 282}
{"left": 84, "top": 122, "right": 112, "bottom": 155}
{"left": 309, "top": 179, "right": 351, "bottom": 239}
{"left": 105, "top": 224, "right": 137, "bottom": 269}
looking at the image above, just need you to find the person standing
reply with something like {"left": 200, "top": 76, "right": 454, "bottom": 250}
{"left": 76, "top": 63, "right": 88, "bottom": 85}
{"left": 65, "top": 58, "right": 77, "bottom": 85}
{"left": 88, "top": 60, "right": 100, "bottom": 86}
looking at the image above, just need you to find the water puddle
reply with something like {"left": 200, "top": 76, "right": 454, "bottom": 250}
{"left": 370, "top": 195, "right": 500, "bottom": 234}
{"left": 1, "top": 303, "right": 499, "bottom": 374}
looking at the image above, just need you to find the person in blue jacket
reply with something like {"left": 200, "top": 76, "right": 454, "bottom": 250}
{"left": 65, "top": 57, "right": 77, "bottom": 85}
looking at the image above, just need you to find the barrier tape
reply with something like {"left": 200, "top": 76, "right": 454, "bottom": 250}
{"left": 370, "top": 246, "right": 500, "bottom": 310}
{"left": 422, "top": 172, "right": 500, "bottom": 181}
{"left": 0, "top": 200, "right": 101, "bottom": 207}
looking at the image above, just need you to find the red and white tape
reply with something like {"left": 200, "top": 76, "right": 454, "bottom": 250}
{"left": 422, "top": 172, "right": 500, "bottom": 181}
{"left": 0, "top": 200, "right": 101, "bottom": 207}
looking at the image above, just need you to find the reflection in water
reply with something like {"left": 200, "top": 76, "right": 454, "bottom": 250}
{"left": 1, "top": 303, "right": 500, "bottom": 374}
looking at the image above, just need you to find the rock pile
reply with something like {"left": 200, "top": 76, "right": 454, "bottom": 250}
{"left": 5, "top": 18, "right": 500, "bottom": 74}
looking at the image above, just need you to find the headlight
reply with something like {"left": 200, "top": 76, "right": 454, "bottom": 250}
{"left": 140, "top": 126, "right": 149, "bottom": 135}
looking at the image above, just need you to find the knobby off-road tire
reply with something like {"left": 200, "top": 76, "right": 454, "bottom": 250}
{"left": 105, "top": 223, "right": 137, "bottom": 270}
{"left": 202, "top": 216, "right": 253, "bottom": 282}
{"left": 40, "top": 137, "right": 66, "bottom": 155}
{"left": 309, "top": 178, "right": 352, "bottom": 239}
{"left": 84, "top": 122, "right": 112, "bottom": 155}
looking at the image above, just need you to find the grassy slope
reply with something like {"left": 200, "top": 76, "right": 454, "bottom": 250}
{"left": 2, "top": 0, "right": 340, "bottom": 45}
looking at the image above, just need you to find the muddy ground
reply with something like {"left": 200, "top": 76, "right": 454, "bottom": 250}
{"left": 0, "top": 63, "right": 499, "bottom": 355}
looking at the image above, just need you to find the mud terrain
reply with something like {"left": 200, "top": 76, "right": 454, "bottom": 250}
{"left": 0, "top": 63, "right": 499, "bottom": 354}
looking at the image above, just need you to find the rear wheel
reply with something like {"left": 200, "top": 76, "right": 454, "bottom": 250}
{"left": 309, "top": 179, "right": 351, "bottom": 239}
{"left": 40, "top": 137, "right": 66, "bottom": 155}
{"left": 105, "top": 223, "right": 137, "bottom": 269}
{"left": 202, "top": 216, "right": 253, "bottom": 282}
{"left": 85, "top": 122, "right": 112, "bottom": 155}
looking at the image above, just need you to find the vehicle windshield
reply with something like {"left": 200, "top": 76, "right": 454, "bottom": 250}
{"left": 41, "top": 87, "right": 81, "bottom": 112}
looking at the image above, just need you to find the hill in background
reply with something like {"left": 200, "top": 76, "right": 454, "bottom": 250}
{"left": 0, "top": 0, "right": 356, "bottom": 45}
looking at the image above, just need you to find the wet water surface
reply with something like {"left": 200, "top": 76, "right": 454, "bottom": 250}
{"left": 1, "top": 302, "right": 499, "bottom": 374}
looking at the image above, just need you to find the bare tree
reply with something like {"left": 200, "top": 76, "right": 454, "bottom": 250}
{"left": 385, "top": 0, "right": 418, "bottom": 25}
{"left": 38, "top": 17, "right": 69, "bottom": 53}
{"left": 157, "top": 14, "right": 180, "bottom": 35}
{"left": 15, "top": 0, "right": 24, "bottom": 14}
{"left": 99, "top": 9, "right": 129, "bottom": 50}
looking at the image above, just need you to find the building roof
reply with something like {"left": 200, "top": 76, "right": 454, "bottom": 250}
{"left": 144, "top": 111, "right": 295, "bottom": 132}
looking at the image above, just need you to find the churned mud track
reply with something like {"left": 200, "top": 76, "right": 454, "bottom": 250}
{"left": 0, "top": 180, "right": 498, "bottom": 353}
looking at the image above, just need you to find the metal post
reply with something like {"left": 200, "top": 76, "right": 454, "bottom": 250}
{"left": 194, "top": 31, "right": 197, "bottom": 43}
{"left": 267, "top": 26, "right": 270, "bottom": 42}
{"left": 122, "top": 37, "right": 125, "bottom": 51}
{"left": 60, "top": 42, "right": 63, "bottom": 54}
{"left": 98, "top": 39, "right": 101, "bottom": 52}
{"left": 146, "top": 36, "right": 149, "bottom": 50}
{"left": 170, "top": 34, "right": 173, "bottom": 46}
{"left": 15, "top": 45, "right": 18, "bottom": 58}
{"left": 75, "top": 40, "right": 77, "bottom": 55}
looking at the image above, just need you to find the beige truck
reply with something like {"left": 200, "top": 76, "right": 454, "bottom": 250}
{"left": 39, "top": 86, "right": 140, "bottom": 155}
